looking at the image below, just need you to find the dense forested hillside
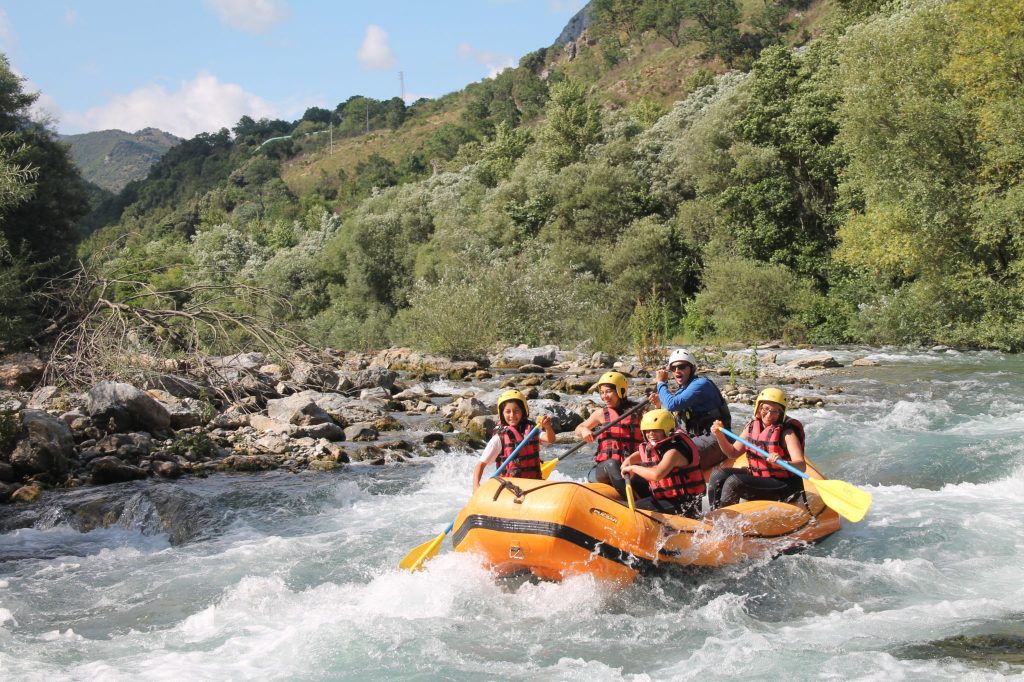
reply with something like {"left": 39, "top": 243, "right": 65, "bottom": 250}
{"left": 62, "top": 128, "right": 182, "bottom": 193}
{"left": 3, "top": 0, "right": 1024, "bottom": 365}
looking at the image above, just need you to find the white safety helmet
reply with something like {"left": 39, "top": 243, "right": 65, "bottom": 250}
{"left": 667, "top": 348, "right": 697, "bottom": 370}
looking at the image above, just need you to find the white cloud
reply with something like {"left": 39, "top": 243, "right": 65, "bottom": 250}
{"left": 457, "top": 42, "right": 515, "bottom": 79}
{"left": 61, "top": 71, "right": 281, "bottom": 138}
{"left": 63, "top": 9, "right": 80, "bottom": 26}
{"left": 206, "top": 0, "right": 289, "bottom": 34}
{"left": 357, "top": 24, "right": 397, "bottom": 71}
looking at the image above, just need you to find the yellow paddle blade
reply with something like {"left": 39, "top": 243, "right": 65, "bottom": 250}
{"left": 625, "top": 478, "right": 636, "bottom": 512}
{"left": 815, "top": 478, "right": 873, "bottom": 523}
{"left": 398, "top": 531, "right": 446, "bottom": 571}
{"left": 540, "top": 458, "right": 559, "bottom": 479}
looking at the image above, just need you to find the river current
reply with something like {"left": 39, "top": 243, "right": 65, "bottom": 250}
{"left": 2, "top": 347, "right": 1023, "bottom": 680}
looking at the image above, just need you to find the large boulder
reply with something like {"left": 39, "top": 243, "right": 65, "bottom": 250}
{"left": 87, "top": 382, "right": 172, "bottom": 434}
{"left": 304, "top": 392, "right": 390, "bottom": 426}
{"left": 9, "top": 409, "right": 74, "bottom": 477}
{"left": 266, "top": 391, "right": 333, "bottom": 426}
{"left": 494, "top": 345, "right": 558, "bottom": 369}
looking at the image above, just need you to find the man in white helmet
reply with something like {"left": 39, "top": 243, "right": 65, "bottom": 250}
{"left": 652, "top": 349, "right": 732, "bottom": 447}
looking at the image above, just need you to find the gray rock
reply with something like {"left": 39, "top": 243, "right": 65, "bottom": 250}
{"left": 359, "top": 386, "right": 391, "bottom": 401}
{"left": 450, "top": 397, "right": 488, "bottom": 428}
{"left": 785, "top": 353, "right": 841, "bottom": 369}
{"left": 852, "top": 357, "right": 880, "bottom": 367}
{"left": 344, "top": 423, "right": 379, "bottom": 442}
{"left": 249, "top": 414, "right": 297, "bottom": 435}
{"left": 467, "top": 415, "right": 496, "bottom": 439}
{"left": 352, "top": 367, "right": 398, "bottom": 391}
{"left": 10, "top": 409, "right": 74, "bottom": 476}
{"left": 86, "top": 382, "right": 171, "bottom": 433}
{"left": 266, "top": 392, "right": 333, "bottom": 426}
{"left": 297, "top": 422, "right": 344, "bottom": 441}
{"left": 495, "top": 345, "right": 558, "bottom": 369}
{"left": 89, "top": 455, "right": 148, "bottom": 484}
{"left": 531, "top": 399, "right": 583, "bottom": 433}
{"left": 289, "top": 360, "right": 339, "bottom": 389}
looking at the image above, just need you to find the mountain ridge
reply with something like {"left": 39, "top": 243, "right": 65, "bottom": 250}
{"left": 61, "top": 127, "right": 182, "bottom": 193}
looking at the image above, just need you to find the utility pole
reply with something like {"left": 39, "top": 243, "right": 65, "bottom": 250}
{"left": 329, "top": 111, "right": 333, "bottom": 155}
{"left": 399, "top": 71, "right": 405, "bottom": 103}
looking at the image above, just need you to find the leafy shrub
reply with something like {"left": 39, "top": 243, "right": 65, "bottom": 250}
{"left": 394, "top": 245, "right": 597, "bottom": 358}
{"left": 689, "top": 257, "right": 816, "bottom": 342}
{"left": 628, "top": 290, "right": 670, "bottom": 368}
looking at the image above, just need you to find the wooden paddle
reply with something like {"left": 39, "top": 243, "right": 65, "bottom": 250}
{"left": 398, "top": 425, "right": 542, "bottom": 571}
{"left": 539, "top": 397, "right": 650, "bottom": 479}
{"left": 719, "top": 427, "right": 872, "bottom": 523}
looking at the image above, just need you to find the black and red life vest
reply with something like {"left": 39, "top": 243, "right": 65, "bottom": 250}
{"left": 637, "top": 430, "right": 705, "bottom": 500}
{"left": 496, "top": 420, "right": 542, "bottom": 479}
{"left": 744, "top": 418, "right": 805, "bottom": 479}
{"left": 595, "top": 402, "right": 643, "bottom": 464}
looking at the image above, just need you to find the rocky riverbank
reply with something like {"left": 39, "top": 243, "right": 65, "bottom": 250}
{"left": 0, "top": 345, "right": 873, "bottom": 509}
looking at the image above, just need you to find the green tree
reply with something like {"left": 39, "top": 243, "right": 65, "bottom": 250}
{"left": 538, "top": 80, "right": 603, "bottom": 169}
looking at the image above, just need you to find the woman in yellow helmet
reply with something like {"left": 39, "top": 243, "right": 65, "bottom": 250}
{"left": 707, "top": 387, "right": 806, "bottom": 509}
{"left": 618, "top": 410, "right": 706, "bottom": 518}
{"left": 574, "top": 371, "right": 647, "bottom": 496}
{"left": 472, "top": 389, "right": 555, "bottom": 490}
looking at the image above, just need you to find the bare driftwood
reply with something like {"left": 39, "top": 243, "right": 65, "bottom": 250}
{"left": 42, "top": 266, "right": 315, "bottom": 395}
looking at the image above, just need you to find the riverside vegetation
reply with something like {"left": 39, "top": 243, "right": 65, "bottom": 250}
{"left": 2, "top": 0, "right": 1024, "bottom": 366}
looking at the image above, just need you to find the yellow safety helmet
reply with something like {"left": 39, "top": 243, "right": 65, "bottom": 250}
{"left": 754, "top": 387, "right": 788, "bottom": 420}
{"left": 497, "top": 389, "right": 528, "bottom": 424}
{"left": 597, "top": 371, "right": 629, "bottom": 399}
{"left": 640, "top": 409, "right": 675, "bottom": 434}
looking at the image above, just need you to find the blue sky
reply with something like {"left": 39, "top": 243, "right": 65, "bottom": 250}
{"left": 0, "top": 0, "right": 585, "bottom": 138}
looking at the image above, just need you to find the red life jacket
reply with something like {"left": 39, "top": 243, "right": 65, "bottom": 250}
{"left": 595, "top": 402, "right": 643, "bottom": 464}
{"left": 496, "top": 420, "right": 541, "bottom": 479}
{"left": 744, "top": 418, "right": 805, "bottom": 479}
{"left": 637, "top": 430, "right": 705, "bottom": 499}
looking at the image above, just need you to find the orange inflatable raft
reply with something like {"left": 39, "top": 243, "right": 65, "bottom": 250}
{"left": 450, "top": 456, "right": 841, "bottom": 583}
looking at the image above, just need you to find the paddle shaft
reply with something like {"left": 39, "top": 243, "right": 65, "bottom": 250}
{"left": 720, "top": 427, "right": 808, "bottom": 479}
{"left": 557, "top": 397, "right": 650, "bottom": 463}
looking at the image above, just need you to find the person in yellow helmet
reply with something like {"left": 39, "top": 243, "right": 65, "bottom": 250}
{"left": 574, "top": 370, "right": 648, "bottom": 496}
{"left": 472, "top": 388, "right": 555, "bottom": 490}
{"left": 707, "top": 387, "right": 806, "bottom": 509}
{"left": 618, "top": 409, "right": 706, "bottom": 518}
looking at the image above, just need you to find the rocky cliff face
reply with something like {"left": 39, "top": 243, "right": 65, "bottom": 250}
{"left": 552, "top": 2, "right": 592, "bottom": 48}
